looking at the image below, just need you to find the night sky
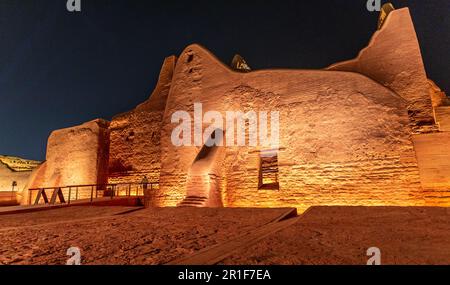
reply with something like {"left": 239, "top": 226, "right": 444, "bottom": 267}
{"left": 0, "top": 0, "right": 449, "bottom": 161}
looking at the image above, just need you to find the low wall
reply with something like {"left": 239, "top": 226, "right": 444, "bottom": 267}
{"left": 0, "top": 192, "right": 19, "bottom": 206}
{"left": 413, "top": 132, "right": 450, "bottom": 206}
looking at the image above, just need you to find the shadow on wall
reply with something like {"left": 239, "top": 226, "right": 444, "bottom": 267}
{"left": 183, "top": 129, "right": 225, "bottom": 207}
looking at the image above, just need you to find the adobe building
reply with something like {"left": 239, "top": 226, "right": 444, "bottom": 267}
{"left": 18, "top": 6, "right": 450, "bottom": 212}
{"left": 0, "top": 155, "right": 41, "bottom": 205}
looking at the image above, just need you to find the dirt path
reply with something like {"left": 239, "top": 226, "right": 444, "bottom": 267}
{"left": 0, "top": 207, "right": 290, "bottom": 265}
{"left": 222, "top": 206, "right": 450, "bottom": 265}
{"left": 167, "top": 213, "right": 299, "bottom": 265}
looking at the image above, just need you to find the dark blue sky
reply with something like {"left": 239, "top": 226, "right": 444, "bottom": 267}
{"left": 0, "top": 0, "right": 449, "bottom": 161}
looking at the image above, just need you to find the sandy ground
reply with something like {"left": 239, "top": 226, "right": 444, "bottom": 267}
{"left": 1, "top": 206, "right": 449, "bottom": 265}
{"left": 222, "top": 206, "right": 450, "bottom": 265}
{"left": 0, "top": 206, "right": 288, "bottom": 265}
{"left": 0, "top": 206, "right": 137, "bottom": 228}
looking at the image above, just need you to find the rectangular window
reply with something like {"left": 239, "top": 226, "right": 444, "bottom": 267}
{"left": 258, "top": 151, "right": 279, "bottom": 190}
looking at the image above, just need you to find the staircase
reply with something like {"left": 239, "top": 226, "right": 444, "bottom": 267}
{"left": 185, "top": 174, "right": 209, "bottom": 197}
{"left": 178, "top": 171, "right": 225, "bottom": 207}
{"left": 178, "top": 173, "right": 210, "bottom": 207}
{"left": 178, "top": 196, "right": 208, "bottom": 207}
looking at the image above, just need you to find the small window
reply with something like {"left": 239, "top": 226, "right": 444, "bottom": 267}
{"left": 187, "top": 54, "right": 194, "bottom": 63}
{"left": 258, "top": 151, "right": 279, "bottom": 190}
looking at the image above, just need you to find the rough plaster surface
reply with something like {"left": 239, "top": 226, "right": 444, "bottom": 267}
{"left": 0, "top": 163, "right": 33, "bottom": 193}
{"left": 158, "top": 43, "right": 423, "bottom": 211}
{"left": 11, "top": 6, "right": 450, "bottom": 210}
{"left": 108, "top": 56, "right": 176, "bottom": 184}
{"left": 434, "top": 107, "right": 450, "bottom": 132}
{"left": 429, "top": 80, "right": 449, "bottom": 108}
{"left": 0, "top": 156, "right": 41, "bottom": 204}
{"left": 24, "top": 119, "right": 110, "bottom": 203}
{"left": 413, "top": 132, "right": 450, "bottom": 205}
{"left": 0, "top": 156, "right": 41, "bottom": 172}
{"left": 328, "top": 8, "right": 435, "bottom": 133}
{"left": 0, "top": 163, "right": 32, "bottom": 204}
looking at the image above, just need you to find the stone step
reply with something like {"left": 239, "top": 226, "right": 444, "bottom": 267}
{"left": 179, "top": 200, "right": 205, "bottom": 205}
{"left": 178, "top": 196, "right": 208, "bottom": 207}
{"left": 184, "top": 197, "right": 207, "bottom": 201}
{"left": 178, "top": 203, "right": 204, "bottom": 208}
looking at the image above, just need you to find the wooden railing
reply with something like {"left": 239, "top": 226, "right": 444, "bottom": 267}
{"left": 28, "top": 182, "right": 159, "bottom": 206}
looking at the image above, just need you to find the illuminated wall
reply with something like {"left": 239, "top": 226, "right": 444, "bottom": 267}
{"left": 413, "top": 132, "right": 450, "bottom": 206}
{"left": 0, "top": 162, "right": 33, "bottom": 204}
{"left": 0, "top": 163, "right": 29, "bottom": 192}
{"left": 108, "top": 56, "right": 176, "bottom": 185}
{"left": 19, "top": 7, "right": 450, "bottom": 211}
{"left": 0, "top": 156, "right": 41, "bottom": 204}
{"left": 157, "top": 43, "right": 425, "bottom": 212}
{"left": 0, "top": 157, "right": 39, "bottom": 190}
{"left": 22, "top": 119, "right": 110, "bottom": 204}
{"left": 328, "top": 8, "right": 435, "bottom": 134}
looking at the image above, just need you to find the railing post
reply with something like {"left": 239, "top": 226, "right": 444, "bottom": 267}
{"left": 90, "top": 186, "right": 94, "bottom": 203}
{"left": 28, "top": 189, "right": 32, "bottom": 206}
{"left": 76, "top": 187, "right": 78, "bottom": 200}
{"left": 68, "top": 187, "right": 71, "bottom": 205}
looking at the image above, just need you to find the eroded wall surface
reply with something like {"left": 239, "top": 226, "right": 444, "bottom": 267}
{"left": 0, "top": 155, "right": 41, "bottom": 172}
{"left": 158, "top": 44, "right": 424, "bottom": 211}
{"left": 27, "top": 119, "right": 110, "bottom": 190}
{"left": 0, "top": 156, "right": 40, "bottom": 191}
{"left": 17, "top": 6, "right": 449, "bottom": 210}
{"left": 328, "top": 8, "right": 435, "bottom": 132}
{"left": 0, "top": 162, "right": 33, "bottom": 204}
{"left": 108, "top": 56, "right": 176, "bottom": 184}
{"left": 413, "top": 133, "right": 450, "bottom": 206}
{"left": 0, "top": 156, "right": 41, "bottom": 204}
{"left": 434, "top": 107, "right": 450, "bottom": 132}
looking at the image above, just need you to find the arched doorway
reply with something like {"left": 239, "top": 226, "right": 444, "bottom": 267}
{"left": 179, "top": 129, "right": 225, "bottom": 207}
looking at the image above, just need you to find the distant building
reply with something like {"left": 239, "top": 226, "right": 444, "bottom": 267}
{"left": 0, "top": 155, "right": 41, "bottom": 205}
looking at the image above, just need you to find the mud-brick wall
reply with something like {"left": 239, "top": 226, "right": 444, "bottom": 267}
{"left": 159, "top": 44, "right": 425, "bottom": 211}
{"left": 43, "top": 119, "right": 109, "bottom": 187}
{"left": 222, "top": 75, "right": 424, "bottom": 212}
{"left": 225, "top": 156, "right": 423, "bottom": 213}
{"left": 0, "top": 163, "right": 33, "bottom": 193}
{"left": 434, "top": 106, "right": 450, "bottom": 132}
{"left": 23, "top": 119, "right": 110, "bottom": 204}
{"left": 108, "top": 111, "right": 165, "bottom": 184}
{"left": 328, "top": 8, "right": 435, "bottom": 133}
{"left": 108, "top": 56, "right": 176, "bottom": 185}
{"left": 413, "top": 133, "right": 450, "bottom": 206}
{"left": 0, "top": 163, "right": 33, "bottom": 204}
